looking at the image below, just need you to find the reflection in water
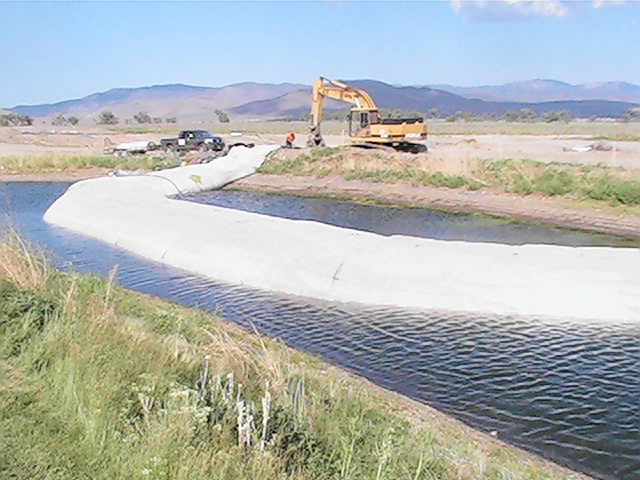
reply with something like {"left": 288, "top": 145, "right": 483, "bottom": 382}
{"left": 1, "top": 182, "right": 639, "bottom": 480}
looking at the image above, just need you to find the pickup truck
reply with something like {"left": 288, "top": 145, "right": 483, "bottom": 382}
{"left": 160, "top": 130, "right": 226, "bottom": 153}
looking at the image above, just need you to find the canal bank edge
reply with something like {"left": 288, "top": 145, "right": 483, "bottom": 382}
{"left": 232, "top": 174, "right": 640, "bottom": 240}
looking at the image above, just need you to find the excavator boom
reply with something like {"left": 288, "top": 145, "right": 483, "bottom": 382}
{"left": 307, "top": 77, "right": 427, "bottom": 153}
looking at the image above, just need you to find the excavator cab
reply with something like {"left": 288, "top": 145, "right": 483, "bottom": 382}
{"left": 348, "top": 110, "right": 371, "bottom": 137}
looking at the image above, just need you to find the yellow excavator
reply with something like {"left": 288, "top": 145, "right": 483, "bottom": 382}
{"left": 307, "top": 77, "right": 427, "bottom": 153}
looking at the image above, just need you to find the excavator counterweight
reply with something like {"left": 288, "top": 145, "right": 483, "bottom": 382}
{"left": 307, "top": 77, "right": 427, "bottom": 153}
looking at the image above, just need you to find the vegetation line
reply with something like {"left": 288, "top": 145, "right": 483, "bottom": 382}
{"left": 0, "top": 234, "right": 587, "bottom": 479}
{"left": 0, "top": 153, "right": 177, "bottom": 175}
{"left": 259, "top": 149, "right": 640, "bottom": 209}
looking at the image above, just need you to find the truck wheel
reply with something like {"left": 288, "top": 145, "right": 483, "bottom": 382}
{"left": 164, "top": 144, "right": 175, "bottom": 153}
{"left": 198, "top": 144, "right": 209, "bottom": 154}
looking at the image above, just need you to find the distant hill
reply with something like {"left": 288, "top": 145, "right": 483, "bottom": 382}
{"left": 429, "top": 80, "right": 640, "bottom": 104}
{"left": 9, "top": 79, "right": 639, "bottom": 123}
{"left": 231, "top": 79, "right": 638, "bottom": 119}
{"left": 11, "top": 83, "right": 305, "bottom": 123}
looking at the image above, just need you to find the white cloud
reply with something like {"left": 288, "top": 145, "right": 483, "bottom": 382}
{"left": 450, "top": 0, "right": 626, "bottom": 22}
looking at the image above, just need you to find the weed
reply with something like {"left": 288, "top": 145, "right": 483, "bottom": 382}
{"left": 513, "top": 173, "right": 535, "bottom": 195}
{"left": 534, "top": 169, "right": 578, "bottom": 196}
{"left": 582, "top": 174, "right": 640, "bottom": 206}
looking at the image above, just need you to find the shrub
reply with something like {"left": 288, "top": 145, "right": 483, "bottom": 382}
{"left": 513, "top": 172, "right": 534, "bottom": 194}
{"left": 534, "top": 168, "right": 577, "bottom": 196}
{"left": 428, "top": 172, "right": 467, "bottom": 189}
{"left": 583, "top": 174, "right": 640, "bottom": 206}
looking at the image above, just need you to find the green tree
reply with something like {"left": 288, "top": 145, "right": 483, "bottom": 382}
{"left": 446, "top": 111, "right": 474, "bottom": 122}
{"left": 299, "top": 111, "right": 311, "bottom": 122}
{"left": 0, "top": 112, "right": 33, "bottom": 127}
{"left": 503, "top": 110, "right": 519, "bottom": 122}
{"left": 133, "top": 111, "right": 152, "bottom": 124}
{"left": 215, "top": 109, "right": 230, "bottom": 123}
{"left": 620, "top": 108, "right": 638, "bottom": 123}
{"left": 519, "top": 108, "right": 537, "bottom": 122}
{"left": 543, "top": 110, "right": 572, "bottom": 123}
{"left": 50, "top": 113, "right": 79, "bottom": 126}
{"left": 165, "top": 117, "right": 177, "bottom": 124}
{"left": 428, "top": 108, "right": 439, "bottom": 119}
{"left": 50, "top": 113, "right": 67, "bottom": 126}
{"left": 97, "top": 110, "right": 119, "bottom": 125}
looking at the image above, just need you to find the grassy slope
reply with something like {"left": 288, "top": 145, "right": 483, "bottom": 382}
{"left": 259, "top": 147, "right": 640, "bottom": 215}
{"left": 0, "top": 153, "right": 178, "bottom": 175}
{"left": 0, "top": 235, "right": 588, "bottom": 480}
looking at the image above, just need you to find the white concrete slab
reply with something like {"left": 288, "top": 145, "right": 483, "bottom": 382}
{"left": 44, "top": 145, "right": 640, "bottom": 323}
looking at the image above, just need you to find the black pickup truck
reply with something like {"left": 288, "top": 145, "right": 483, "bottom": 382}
{"left": 160, "top": 130, "right": 226, "bottom": 153}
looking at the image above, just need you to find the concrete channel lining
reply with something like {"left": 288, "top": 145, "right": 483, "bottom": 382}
{"left": 44, "top": 145, "right": 640, "bottom": 324}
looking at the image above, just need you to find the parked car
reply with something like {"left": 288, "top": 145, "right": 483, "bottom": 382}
{"left": 160, "top": 130, "right": 226, "bottom": 153}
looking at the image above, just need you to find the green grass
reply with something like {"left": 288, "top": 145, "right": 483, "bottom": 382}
{"left": 476, "top": 158, "right": 640, "bottom": 205}
{"left": 345, "top": 168, "right": 484, "bottom": 191}
{"left": 261, "top": 150, "right": 640, "bottom": 208}
{"left": 0, "top": 154, "right": 178, "bottom": 175}
{"left": 258, "top": 147, "right": 342, "bottom": 177}
{"left": 582, "top": 173, "right": 640, "bottom": 206}
{"left": 0, "top": 235, "right": 585, "bottom": 480}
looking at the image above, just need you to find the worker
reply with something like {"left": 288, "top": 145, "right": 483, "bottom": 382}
{"left": 285, "top": 131, "right": 295, "bottom": 148}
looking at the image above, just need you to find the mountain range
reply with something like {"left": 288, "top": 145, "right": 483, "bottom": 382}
{"left": 8, "top": 79, "right": 639, "bottom": 123}
{"left": 428, "top": 80, "right": 640, "bottom": 104}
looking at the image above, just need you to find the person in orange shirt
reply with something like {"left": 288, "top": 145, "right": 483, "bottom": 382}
{"left": 285, "top": 131, "right": 295, "bottom": 148}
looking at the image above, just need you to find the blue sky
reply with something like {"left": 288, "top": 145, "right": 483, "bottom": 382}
{"left": 1, "top": 0, "right": 639, "bottom": 108}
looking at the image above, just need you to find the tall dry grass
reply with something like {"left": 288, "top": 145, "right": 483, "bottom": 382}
{"left": 0, "top": 231, "right": 51, "bottom": 290}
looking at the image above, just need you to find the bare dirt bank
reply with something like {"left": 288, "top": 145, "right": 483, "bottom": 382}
{"left": 232, "top": 173, "right": 640, "bottom": 239}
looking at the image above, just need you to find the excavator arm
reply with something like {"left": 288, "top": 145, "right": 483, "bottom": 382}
{"left": 310, "top": 77, "right": 378, "bottom": 127}
{"left": 308, "top": 77, "right": 380, "bottom": 147}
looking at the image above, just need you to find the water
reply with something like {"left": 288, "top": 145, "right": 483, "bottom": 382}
{"left": 178, "top": 189, "right": 640, "bottom": 247}
{"left": 2, "top": 182, "right": 639, "bottom": 480}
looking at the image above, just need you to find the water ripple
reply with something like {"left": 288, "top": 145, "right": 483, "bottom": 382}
{"left": 2, "top": 182, "right": 639, "bottom": 480}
